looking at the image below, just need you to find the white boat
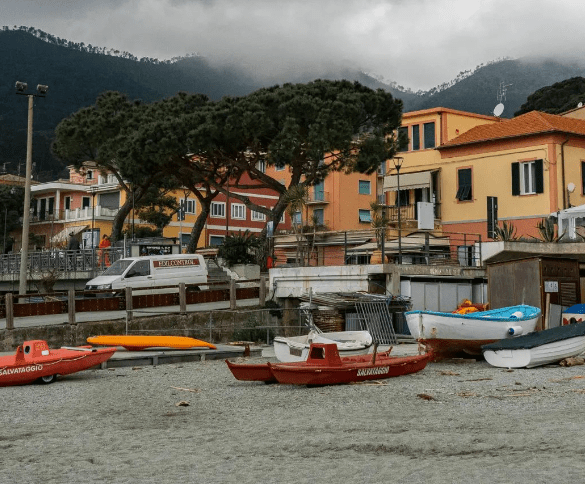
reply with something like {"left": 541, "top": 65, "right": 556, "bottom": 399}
{"left": 405, "top": 305, "right": 541, "bottom": 358}
{"left": 273, "top": 330, "right": 373, "bottom": 362}
{"left": 482, "top": 321, "right": 585, "bottom": 368}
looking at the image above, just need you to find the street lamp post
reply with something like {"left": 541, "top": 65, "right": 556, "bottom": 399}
{"left": 393, "top": 156, "right": 404, "bottom": 265}
{"left": 15, "top": 82, "right": 48, "bottom": 296}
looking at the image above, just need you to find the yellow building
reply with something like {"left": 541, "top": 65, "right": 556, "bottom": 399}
{"left": 433, "top": 110, "right": 585, "bottom": 239}
{"left": 382, "top": 107, "right": 499, "bottom": 232}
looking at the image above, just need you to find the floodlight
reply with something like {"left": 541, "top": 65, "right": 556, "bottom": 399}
{"left": 15, "top": 81, "right": 28, "bottom": 92}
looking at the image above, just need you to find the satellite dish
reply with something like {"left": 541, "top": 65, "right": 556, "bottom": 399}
{"left": 579, "top": 102, "right": 583, "bottom": 108}
{"left": 568, "top": 182, "right": 576, "bottom": 193}
{"left": 493, "top": 103, "right": 504, "bottom": 117}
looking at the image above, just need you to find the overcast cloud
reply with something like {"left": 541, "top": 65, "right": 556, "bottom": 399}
{"left": 4, "top": 0, "right": 585, "bottom": 91}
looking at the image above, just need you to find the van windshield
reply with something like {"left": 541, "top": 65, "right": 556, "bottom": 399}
{"left": 102, "top": 259, "right": 134, "bottom": 276}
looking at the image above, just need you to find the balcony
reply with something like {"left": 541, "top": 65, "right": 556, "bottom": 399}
{"left": 306, "top": 191, "right": 330, "bottom": 204}
{"left": 31, "top": 206, "right": 119, "bottom": 224}
{"left": 385, "top": 202, "right": 441, "bottom": 223}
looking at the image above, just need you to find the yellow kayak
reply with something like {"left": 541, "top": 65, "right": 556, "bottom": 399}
{"left": 87, "top": 335, "right": 216, "bottom": 351}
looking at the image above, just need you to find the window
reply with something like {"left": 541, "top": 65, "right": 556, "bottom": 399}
{"left": 377, "top": 160, "right": 387, "bottom": 176}
{"left": 313, "top": 208, "right": 324, "bottom": 225}
{"left": 186, "top": 199, "right": 196, "bottom": 214}
{"left": 398, "top": 127, "right": 409, "bottom": 152}
{"left": 396, "top": 190, "right": 409, "bottom": 206}
{"left": 64, "top": 197, "right": 71, "bottom": 211}
{"left": 511, "top": 160, "right": 543, "bottom": 195}
{"left": 423, "top": 122, "right": 435, "bottom": 149}
{"left": 86, "top": 170, "right": 93, "bottom": 180}
{"left": 251, "top": 209, "right": 266, "bottom": 221}
{"left": 275, "top": 161, "right": 286, "bottom": 171}
{"left": 231, "top": 203, "right": 246, "bottom": 220}
{"left": 210, "top": 235, "right": 224, "bottom": 247}
{"left": 456, "top": 168, "right": 472, "bottom": 201}
{"left": 358, "top": 180, "right": 371, "bottom": 195}
{"left": 358, "top": 209, "right": 371, "bottom": 223}
{"left": 127, "top": 260, "right": 150, "bottom": 277}
{"left": 257, "top": 160, "right": 266, "bottom": 173}
{"left": 292, "top": 211, "right": 302, "bottom": 225}
{"left": 210, "top": 202, "right": 225, "bottom": 217}
{"left": 412, "top": 124, "right": 420, "bottom": 151}
{"left": 314, "top": 181, "right": 325, "bottom": 201}
{"left": 82, "top": 197, "right": 90, "bottom": 209}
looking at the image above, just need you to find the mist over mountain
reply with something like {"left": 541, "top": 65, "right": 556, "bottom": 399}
{"left": 2, "top": 27, "right": 585, "bottom": 181}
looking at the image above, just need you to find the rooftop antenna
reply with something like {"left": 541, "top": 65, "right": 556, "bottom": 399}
{"left": 493, "top": 81, "right": 512, "bottom": 117}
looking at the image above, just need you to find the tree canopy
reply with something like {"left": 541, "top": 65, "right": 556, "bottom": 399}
{"left": 52, "top": 80, "right": 404, "bottom": 250}
{"left": 219, "top": 79, "right": 405, "bottom": 232}
{"left": 515, "top": 77, "right": 585, "bottom": 116}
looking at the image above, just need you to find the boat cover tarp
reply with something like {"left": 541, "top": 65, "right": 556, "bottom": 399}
{"left": 482, "top": 322, "right": 585, "bottom": 351}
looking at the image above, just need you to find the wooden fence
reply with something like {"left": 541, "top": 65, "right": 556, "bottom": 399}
{"left": 3, "top": 277, "right": 267, "bottom": 330}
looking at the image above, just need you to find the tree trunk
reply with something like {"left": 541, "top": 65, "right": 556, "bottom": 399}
{"left": 110, "top": 201, "right": 133, "bottom": 242}
{"left": 187, "top": 204, "right": 210, "bottom": 253}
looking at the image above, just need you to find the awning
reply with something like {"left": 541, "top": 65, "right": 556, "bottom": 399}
{"left": 384, "top": 171, "right": 432, "bottom": 192}
{"left": 50, "top": 225, "right": 88, "bottom": 244}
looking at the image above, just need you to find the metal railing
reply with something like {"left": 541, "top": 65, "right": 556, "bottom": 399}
{"left": 0, "top": 248, "right": 124, "bottom": 275}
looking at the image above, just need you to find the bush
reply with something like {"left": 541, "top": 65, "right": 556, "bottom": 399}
{"left": 217, "top": 230, "right": 261, "bottom": 266}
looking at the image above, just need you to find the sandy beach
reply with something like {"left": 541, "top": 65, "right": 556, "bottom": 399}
{"left": 1, "top": 343, "right": 585, "bottom": 484}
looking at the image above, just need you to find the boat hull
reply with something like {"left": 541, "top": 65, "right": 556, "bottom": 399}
{"left": 269, "top": 352, "right": 432, "bottom": 386}
{"left": 405, "top": 305, "right": 540, "bottom": 357}
{"left": 0, "top": 340, "right": 116, "bottom": 387}
{"left": 225, "top": 360, "right": 277, "bottom": 383}
{"left": 87, "top": 335, "right": 216, "bottom": 351}
{"left": 273, "top": 330, "right": 373, "bottom": 362}
{"left": 482, "top": 322, "right": 585, "bottom": 368}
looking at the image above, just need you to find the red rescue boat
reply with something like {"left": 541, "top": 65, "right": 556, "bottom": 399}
{"left": 0, "top": 340, "right": 116, "bottom": 387}
{"left": 226, "top": 343, "right": 432, "bottom": 386}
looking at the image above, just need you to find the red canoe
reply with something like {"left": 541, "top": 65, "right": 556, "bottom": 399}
{"left": 0, "top": 340, "right": 116, "bottom": 387}
{"left": 226, "top": 343, "right": 432, "bottom": 386}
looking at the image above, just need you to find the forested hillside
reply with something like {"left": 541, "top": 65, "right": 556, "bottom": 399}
{"left": 3, "top": 26, "right": 585, "bottom": 181}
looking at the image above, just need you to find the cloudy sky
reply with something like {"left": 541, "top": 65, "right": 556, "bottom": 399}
{"left": 4, "top": 0, "right": 585, "bottom": 91}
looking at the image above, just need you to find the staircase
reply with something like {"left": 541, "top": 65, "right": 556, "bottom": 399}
{"left": 206, "top": 259, "right": 231, "bottom": 285}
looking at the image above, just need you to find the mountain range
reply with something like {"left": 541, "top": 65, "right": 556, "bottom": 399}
{"left": 2, "top": 27, "right": 585, "bottom": 181}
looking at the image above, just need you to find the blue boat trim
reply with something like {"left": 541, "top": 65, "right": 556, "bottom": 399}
{"left": 405, "top": 304, "right": 541, "bottom": 323}
{"left": 482, "top": 322, "right": 585, "bottom": 351}
{"left": 564, "top": 304, "right": 585, "bottom": 315}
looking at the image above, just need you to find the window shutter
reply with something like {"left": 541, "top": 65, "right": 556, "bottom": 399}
{"left": 535, "top": 159, "right": 544, "bottom": 194}
{"left": 511, "top": 162, "right": 520, "bottom": 196}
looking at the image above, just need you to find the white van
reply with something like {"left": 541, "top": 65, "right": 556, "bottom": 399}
{"left": 85, "top": 254, "right": 208, "bottom": 295}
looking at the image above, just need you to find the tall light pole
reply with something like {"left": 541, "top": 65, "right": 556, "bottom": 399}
{"left": 3, "top": 188, "right": 16, "bottom": 254}
{"left": 393, "top": 156, "right": 404, "bottom": 265}
{"left": 90, "top": 185, "right": 97, "bottom": 247}
{"left": 15, "top": 81, "right": 48, "bottom": 296}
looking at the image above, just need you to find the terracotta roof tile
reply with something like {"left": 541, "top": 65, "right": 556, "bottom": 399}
{"left": 438, "top": 111, "right": 585, "bottom": 149}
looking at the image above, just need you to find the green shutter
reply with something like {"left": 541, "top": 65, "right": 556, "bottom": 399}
{"left": 535, "top": 159, "right": 544, "bottom": 194}
{"left": 511, "top": 162, "right": 520, "bottom": 196}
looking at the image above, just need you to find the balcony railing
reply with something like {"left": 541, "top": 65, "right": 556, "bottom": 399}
{"left": 385, "top": 202, "right": 441, "bottom": 222}
{"left": 31, "top": 206, "right": 119, "bottom": 224}
{"left": 306, "top": 191, "right": 330, "bottom": 204}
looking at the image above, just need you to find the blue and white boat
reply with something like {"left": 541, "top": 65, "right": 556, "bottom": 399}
{"left": 482, "top": 321, "right": 585, "bottom": 368}
{"left": 405, "top": 305, "right": 541, "bottom": 357}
